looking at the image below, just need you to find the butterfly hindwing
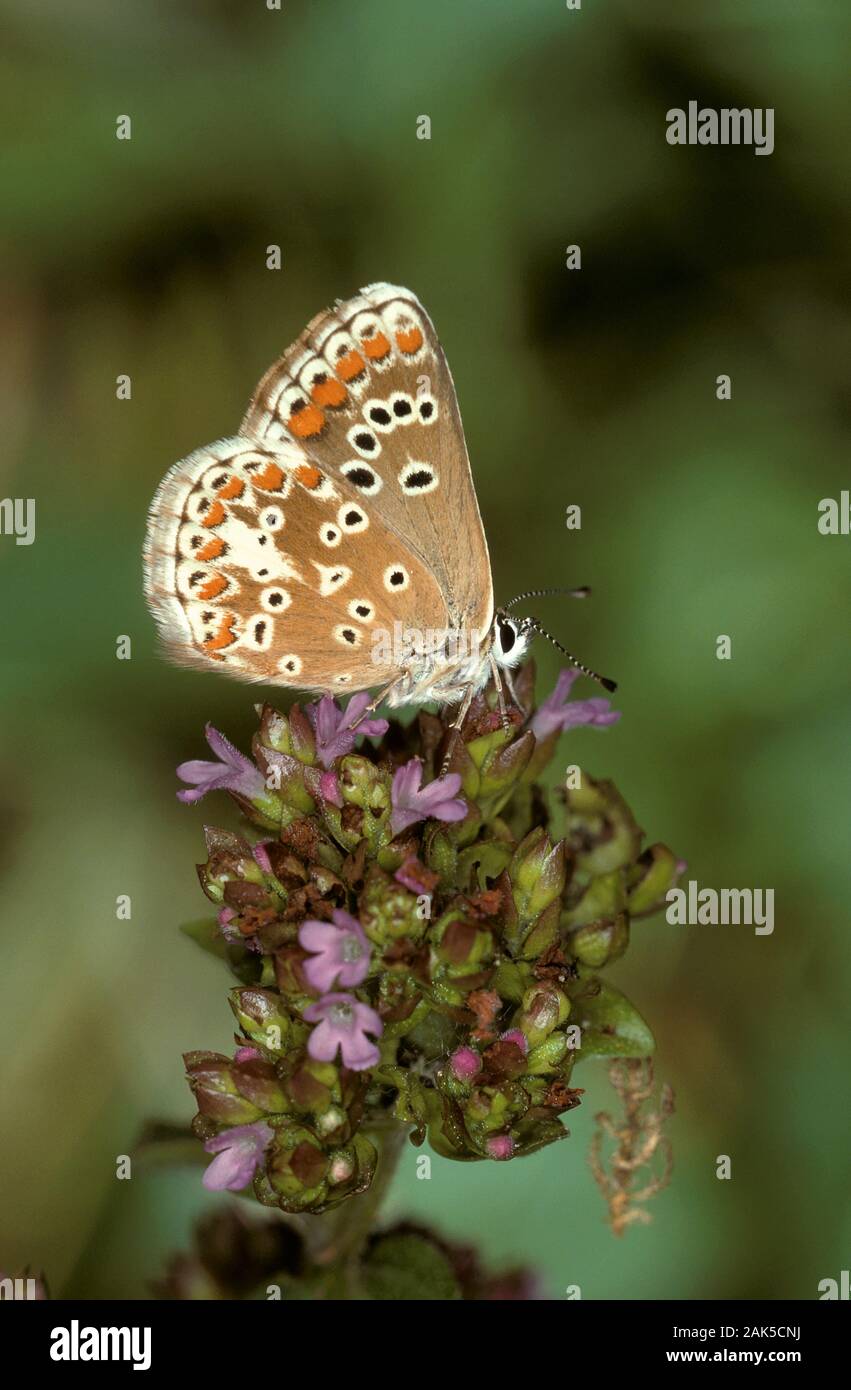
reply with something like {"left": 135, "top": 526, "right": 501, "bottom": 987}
{"left": 240, "top": 283, "right": 494, "bottom": 641}
{"left": 143, "top": 435, "right": 451, "bottom": 691}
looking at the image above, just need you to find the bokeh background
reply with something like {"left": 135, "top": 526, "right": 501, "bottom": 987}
{"left": 1, "top": 0, "right": 848, "bottom": 1299}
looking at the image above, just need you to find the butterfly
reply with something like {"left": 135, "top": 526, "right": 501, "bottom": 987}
{"left": 144, "top": 282, "right": 614, "bottom": 748}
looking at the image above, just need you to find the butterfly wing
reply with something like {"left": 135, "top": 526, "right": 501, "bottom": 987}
{"left": 143, "top": 435, "right": 451, "bottom": 692}
{"left": 240, "top": 283, "right": 494, "bottom": 640}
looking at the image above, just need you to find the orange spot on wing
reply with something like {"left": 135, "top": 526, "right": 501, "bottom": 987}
{"left": 312, "top": 377, "right": 348, "bottom": 408}
{"left": 204, "top": 613, "right": 238, "bottom": 653}
{"left": 396, "top": 326, "right": 423, "bottom": 354}
{"left": 288, "top": 404, "right": 325, "bottom": 438}
{"left": 253, "top": 462, "right": 285, "bottom": 491}
{"left": 336, "top": 350, "right": 365, "bottom": 382}
{"left": 362, "top": 332, "right": 391, "bottom": 360}
{"left": 201, "top": 499, "right": 227, "bottom": 528}
{"left": 216, "top": 476, "right": 245, "bottom": 500}
{"left": 196, "top": 537, "right": 225, "bottom": 561}
{"left": 295, "top": 464, "right": 322, "bottom": 490}
{"left": 197, "top": 574, "right": 228, "bottom": 600}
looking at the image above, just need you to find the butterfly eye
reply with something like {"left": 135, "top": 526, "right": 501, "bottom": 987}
{"left": 261, "top": 506, "right": 285, "bottom": 531}
{"left": 497, "top": 618, "right": 518, "bottom": 655}
{"left": 320, "top": 523, "right": 342, "bottom": 548}
{"left": 348, "top": 599, "right": 375, "bottom": 622}
{"left": 333, "top": 624, "right": 362, "bottom": 648}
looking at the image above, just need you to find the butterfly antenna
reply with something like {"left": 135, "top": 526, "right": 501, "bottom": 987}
{"left": 504, "top": 586, "right": 591, "bottom": 609}
{"left": 520, "top": 616, "right": 617, "bottom": 692}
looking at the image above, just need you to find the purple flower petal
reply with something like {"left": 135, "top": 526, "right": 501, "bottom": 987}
{"left": 306, "top": 693, "right": 389, "bottom": 769}
{"left": 176, "top": 725, "right": 265, "bottom": 804}
{"left": 390, "top": 758, "right": 468, "bottom": 835}
{"left": 299, "top": 911, "right": 371, "bottom": 993}
{"left": 202, "top": 1121, "right": 273, "bottom": 1191}
{"left": 303, "top": 992, "right": 383, "bottom": 1071}
{"left": 530, "top": 669, "right": 621, "bottom": 741}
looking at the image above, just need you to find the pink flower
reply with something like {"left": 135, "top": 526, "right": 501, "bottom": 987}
{"left": 299, "top": 910, "right": 372, "bottom": 993}
{"left": 530, "top": 669, "right": 621, "bottom": 741}
{"left": 176, "top": 724, "right": 265, "bottom": 804}
{"left": 303, "top": 992, "right": 383, "bottom": 1071}
{"left": 450, "top": 1046, "right": 482, "bottom": 1081}
{"left": 202, "top": 1121, "right": 273, "bottom": 1191}
{"left": 390, "top": 758, "right": 467, "bottom": 835}
{"left": 500, "top": 1029, "right": 529, "bottom": 1055}
{"left": 306, "top": 693, "right": 389, "bottom": 769}
{"left": 486, "top": 1134, "right": 515, "bottom": 1161}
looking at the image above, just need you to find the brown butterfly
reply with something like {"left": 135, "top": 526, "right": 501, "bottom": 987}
{"left": 144, "top": 283, "right": 614, "bottom": 743}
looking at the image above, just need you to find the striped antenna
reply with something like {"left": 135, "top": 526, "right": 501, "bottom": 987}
{"left": 504, "top": 586, "right": 591, "bottom": 609}
{"left": 519, "top": 616, "right": 617, "bottom": 692}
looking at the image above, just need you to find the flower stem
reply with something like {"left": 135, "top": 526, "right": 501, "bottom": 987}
{"left": 313, "top": 1124, "right": 407, "bottom": 1296}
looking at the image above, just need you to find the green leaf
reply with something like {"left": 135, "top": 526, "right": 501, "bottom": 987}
{"left": 574, "top": 978, "right": 655, "bottom": 1057}
{"left": 361, "top": 1233, "right": 460, "bottom": 1300}
{"left": 180, "top": 918, "right": 259, "bottom": 983}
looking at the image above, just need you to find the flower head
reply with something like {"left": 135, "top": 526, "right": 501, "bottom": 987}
{"left": 176, "top": 724, "right": 265, "bottom": 805}
{"left": 303, "top": 992, "right": 383, "bottom": 1071}
{"left": 306, "top": 693, "right": 389, "bottom": 770}
{"left": 530, "top": 669, "right": 621, "bottom": 741}
{"left": 202, "top": 1120, "right": 273, "bottom": 1191}
{"left": 299, "top": 910, "right": 372, "bottom": 993}
{"left": 390, "top": 758, "right": 467, "bottom": 835}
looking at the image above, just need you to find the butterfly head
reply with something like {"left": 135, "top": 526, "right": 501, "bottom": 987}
{"left": 491, "top": 610, "right": 531, "bottom": 670}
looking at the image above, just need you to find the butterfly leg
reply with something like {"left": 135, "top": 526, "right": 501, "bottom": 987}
{"left": 502, "top": 664, "right": 526, "bottom": 717}
{"left": 348, "top": 672, "right": 408, "bottom": 729}
{"left": 439, "top": 682, "right": 475, "bottom": 780}
{"left": 488, "top": 652, "right": 511, "bottom": 733}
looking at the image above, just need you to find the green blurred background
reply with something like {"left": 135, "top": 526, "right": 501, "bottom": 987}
{"left": 1, "top": 0, "right": 848, "bottom": 1299}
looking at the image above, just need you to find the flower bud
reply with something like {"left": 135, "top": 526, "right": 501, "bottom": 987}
{"left": 568, "top": 912, "right": 629, "bottom": 967}
{"left": 184, "top": 1051, "right": 265, "bottom": 1125}
{"left": 229, "top": 987, "right": 293, "bottom": 1052}
{"left": 515, "top": 985, "right": 571, "bottom": 1049}
{"left": 627, "top": 843, "right": 680, "bottom": 916}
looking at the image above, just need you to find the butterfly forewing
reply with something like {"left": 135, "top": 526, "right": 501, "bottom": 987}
{"left": 240, "top": 283, "right": 494, "bottom": 641}
{"left": 144, "top": 285, "right": 494, "bottom": 695}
